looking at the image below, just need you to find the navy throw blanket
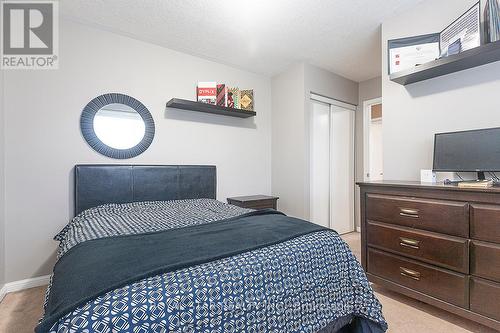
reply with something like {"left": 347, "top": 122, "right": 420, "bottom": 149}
{"left": 36, "top": 209, "right": 328, "bottom": 332}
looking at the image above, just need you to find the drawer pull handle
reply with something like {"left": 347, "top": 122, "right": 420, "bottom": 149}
{"left": 399, "top": 237, "right": 420, "bottom": 250}
{"left": 400, "top": 267, "right": 421, "bottom": 281}
{"left": 399, "top": 208, "right": 419, "bottom": 218}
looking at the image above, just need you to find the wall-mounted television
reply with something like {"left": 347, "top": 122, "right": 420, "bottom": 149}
{"left": 433, "top": 127, "right": 500, "bottom": 180}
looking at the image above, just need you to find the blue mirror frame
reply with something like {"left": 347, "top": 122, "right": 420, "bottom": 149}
{"left": 80, "top": 93, "right": 155, "bottom": 159}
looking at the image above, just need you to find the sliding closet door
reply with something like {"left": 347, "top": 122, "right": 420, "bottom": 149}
{"left": 330, "top": 105, "right": 355, "bottom": 234}
{"left": 310, "top": 101, "right": 331, "bottom": 228}
{"left": 310, "top": 97, "right": 355, "bottom": 234}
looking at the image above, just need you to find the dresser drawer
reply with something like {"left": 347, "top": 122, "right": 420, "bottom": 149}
{"left": 470, "top": 277, "right": 500, "bottom": 321}
{"left": 471, "top": 204, "right": 500, "bottom": 243}
{"left": 366, "top": 194, "right": 469, "bottom": 237}
{"left": 471, "top": 240, "right": 500, "bottom": 282}
{"left": 368, "top": 248, "right": 468, "bottom": 307}
{"left": 241, "top": 200, "right": 277, "bottom": 209}
{"left": 367, "top": 221, "right": 469, "bottom": 273}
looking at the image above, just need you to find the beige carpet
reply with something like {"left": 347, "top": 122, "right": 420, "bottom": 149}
{"left": 0, "top": 232, "right": 497, "bottom": 333}
{"left": 0, "top": 286, "right": 45, "bottom": 333}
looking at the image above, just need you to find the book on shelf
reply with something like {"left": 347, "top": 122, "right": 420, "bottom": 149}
{"left": 197, "top": 82, "right": 217, "bottom": 105}
{"left": 240, "top": 89, "right": 254, "bottom": 111}
{"left": 457, "top": 180, "right": 494, "bottom": 188}
{"left": 227, "top": 87, "right": 240, "bottom": 109}
{"left": 216, "top": 84, "right": 227, "bottom": 107}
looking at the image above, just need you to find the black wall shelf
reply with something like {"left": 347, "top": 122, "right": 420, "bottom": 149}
{"left": 166, "top": 98, "right": 256, "bottom": 118}
{"left": 390, "top": 40, "right": 500, "bottom": 85}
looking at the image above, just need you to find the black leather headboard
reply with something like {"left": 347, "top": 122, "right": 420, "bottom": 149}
{"left": 74, "top": 165, "right": 216, "bottom": 216}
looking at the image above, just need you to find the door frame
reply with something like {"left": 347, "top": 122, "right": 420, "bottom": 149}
{"left": 362, "top": 97, "right": 382, "bottom": 182}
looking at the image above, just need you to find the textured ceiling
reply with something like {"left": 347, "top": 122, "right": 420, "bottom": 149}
{"left": 61, "top": 0, "right": 423, "bottom": 82}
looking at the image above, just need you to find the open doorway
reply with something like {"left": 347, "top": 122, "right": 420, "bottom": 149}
{"left": 363, "top": 98, "right": 383, "bottom": 182}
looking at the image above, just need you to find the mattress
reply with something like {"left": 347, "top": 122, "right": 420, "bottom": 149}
{"left": 40, "top": 199, "right": 387, "bottom": 333}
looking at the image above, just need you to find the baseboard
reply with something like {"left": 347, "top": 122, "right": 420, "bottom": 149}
{"left": 0, "top": 283, "right": 6, "bottom": 303}
{"left": 0, "top": 275, "right": 50, "bottom": 302}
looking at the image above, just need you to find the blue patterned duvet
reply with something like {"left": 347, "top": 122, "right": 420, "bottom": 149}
{"left": 44, "top": 199, "right": 386, "bottom": 333}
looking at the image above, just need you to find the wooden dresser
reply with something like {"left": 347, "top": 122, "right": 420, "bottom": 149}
{"left": 358, "top": 181, "right": 500, "bottom": 331}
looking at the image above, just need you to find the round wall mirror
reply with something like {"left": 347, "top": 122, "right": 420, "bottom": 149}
{"left": 81, "top": 93, "right": 155, "bottom": 159}
{"left": 93, "top": 103, "right": 146, "bottom": 149}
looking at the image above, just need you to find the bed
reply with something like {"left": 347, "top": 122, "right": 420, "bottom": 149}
{"left": 37, "top": 165, "right": 387, "bottom": 333}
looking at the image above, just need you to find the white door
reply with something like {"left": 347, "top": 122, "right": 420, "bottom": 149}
{"left": 310, "top": 98, "right": 355, "bottom": 234}
{"left": 369, "top": 119, "right": 383, "bottom": 181}
{"left": 310, "top": 101, "right": 331, "bottom": 228}
{"left": 363, "top": 100, "right": 383, "bottom": 181}
{"left": 330, "top": 105, "right": 355, "bottom": 234}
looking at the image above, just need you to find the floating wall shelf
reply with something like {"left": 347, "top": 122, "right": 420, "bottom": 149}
{"left": 390, "top": 40, "right": 500, "bottom": 85}
{"left": 166, "top": 98, "right": 256, "bottom": 118}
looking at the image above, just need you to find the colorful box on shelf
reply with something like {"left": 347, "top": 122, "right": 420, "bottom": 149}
{"left": 196, "top": 82, "right": 216, "bottom": 105}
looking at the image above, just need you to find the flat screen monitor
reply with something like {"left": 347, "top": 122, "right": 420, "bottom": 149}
{"left": 433, "top": 127, "right": 500, "bottom": 178}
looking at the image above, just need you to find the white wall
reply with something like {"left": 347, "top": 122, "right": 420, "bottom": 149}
{"left": 359, "top": 77, "right": 382, "bottom": 105}
{"left": 3, "top": 20, "right": 272, "bottom": 283}
{"left": 271, "top": 63, "right": 306, "bottom": 218}
{"left": 305, "top": 64, "right": 359, "bottom": 105}
{"left": 271, "top": 63, "right": 358, "bottom": 220}
{"left": 382, "top": 0, "right": 500, "bottom": 181}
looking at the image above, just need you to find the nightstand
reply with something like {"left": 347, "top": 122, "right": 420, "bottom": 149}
{"left": 227, "top": 195, "right": 279, "bottom": 210}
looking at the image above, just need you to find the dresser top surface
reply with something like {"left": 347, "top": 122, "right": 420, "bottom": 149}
{"left": 357, "top": 180, "right": 500, "bottom": 193}
{"left": 227, "top": 195, "right": 279, "bottom": 202}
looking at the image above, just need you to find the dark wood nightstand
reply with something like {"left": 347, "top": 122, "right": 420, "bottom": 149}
{"left": 227, "top": 195, "right": 279, "bottom": 210}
